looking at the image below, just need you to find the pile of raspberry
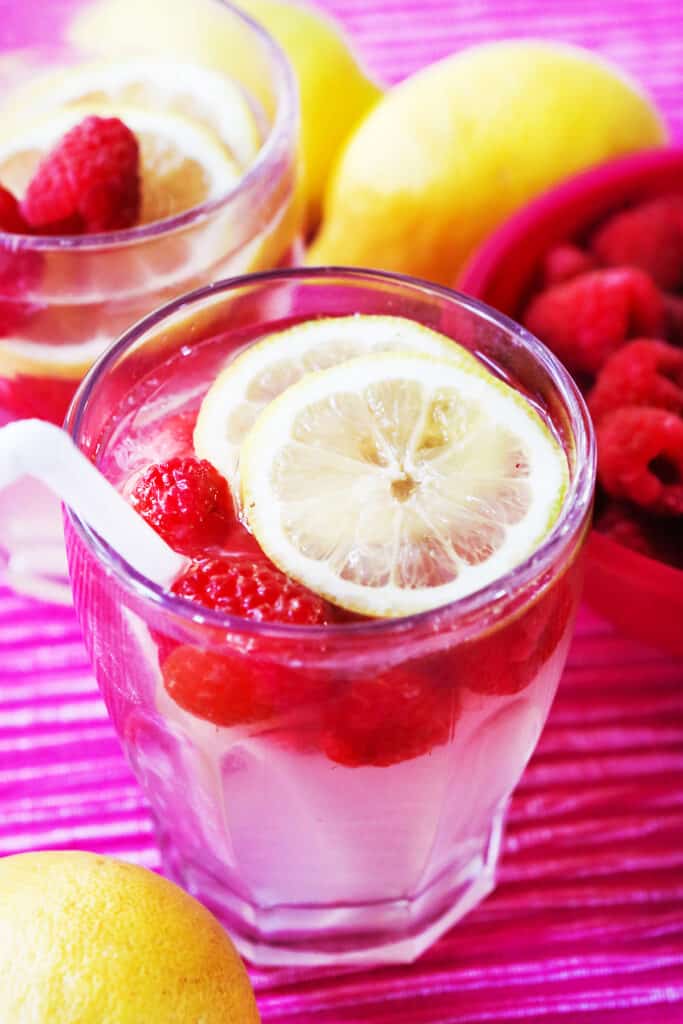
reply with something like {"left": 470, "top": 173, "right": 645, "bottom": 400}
{"left": 521, "top": 193, "right": 683, "bottom": 569}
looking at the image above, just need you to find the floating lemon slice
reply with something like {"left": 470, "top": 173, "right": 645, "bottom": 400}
{"left": 0, "top": 103, "right": 241, "bottom": 224}
{"left": 0, "top": 335, "right": 108, "bottom": 381}
{"left": 240, "top": 352, "right": 568, "bottom": 618}
{"left": 5, "top": 58, "right": 262, "bottom": 170}
{"left": 194, "top": 315, "right": 482, "bottom": 493}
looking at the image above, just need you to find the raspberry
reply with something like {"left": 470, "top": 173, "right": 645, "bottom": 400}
{"left": 454, "top": 574, "right": 574, "bottom": 696}
{"left": 0, "top": 185, "right": 30, "bottom": 233}
{"left": 0, "top": 373, "right": 78, "bottom": 425}
{"left": 130, "top": 457, "right": 234, "bottom": 555}
{"left": 161, "top": 646, "right": 274, "bottom": 726}
{"left": 21, "top": 116, "right": 140, "bottom": 234}
{"left": 323, "top": 665, "right": 456, "bottom": 767}
{"left": 588, "top": 340, "right": 683, "bottom": 423}
{"left": 591, "top": 194, "right": 683, "bottom": 291}
{"left": 596, "top": 406, "right": 683, "bottom": 515}
{"left": 594, "top": 500, "right": 659, "bottom": 558}
{"left": 541, "top": 243, "right": 596, "bottom": 286}
{"left": 523, "top": 268, "right": 664, "bottom": 376}
{"left": 160, "top": 639, "right": 330, "bottom": 728}
{"left": 171, "top": 554, "right": 333, "bottom": 625}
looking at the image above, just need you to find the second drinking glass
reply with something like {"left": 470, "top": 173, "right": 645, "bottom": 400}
{"left": 0, "top": 0, "right": 299, "bottom": 600}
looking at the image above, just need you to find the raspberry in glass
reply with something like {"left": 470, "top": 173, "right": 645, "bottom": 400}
{"left": 0, "top": 185, "right": 30, "bottom": 233}
{"left": 322, "top": 665, "right": 456, "bottom": 767}
{"left": 131, "top": 457, "right": 234, "bottom": 555}
{"left": 171, "top": 554, "right": 334, "bottom": 625}
{"left": 21, "top": 115, "right": 140, "bottom": 233}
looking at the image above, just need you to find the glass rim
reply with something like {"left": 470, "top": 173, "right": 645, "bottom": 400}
{"left": 65, "top": 265, "right": 596, "bottom": 640}
{"left": 0, "top": 0, "right": 297, "bottom": 252}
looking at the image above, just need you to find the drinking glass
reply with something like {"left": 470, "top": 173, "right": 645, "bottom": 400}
{"left": 0, "top": 0, "right": 299, "bottom": 601}
{"left": 64, "top": 268, "right": 595, "bottom": 967}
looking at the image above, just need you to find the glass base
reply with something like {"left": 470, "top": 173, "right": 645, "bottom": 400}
{"left": 156, "top": 807, "right": 504, "bottom": 968}
{"left": 0, "top": 476, "right": 71, "bottom": 604}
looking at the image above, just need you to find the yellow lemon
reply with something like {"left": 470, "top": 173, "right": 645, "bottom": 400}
{"left": 194, "top": 314, "right": 482, "bottom": 494}
{"left": 68, "top": 0, "right": 382, "bottom": 233}
{"left": 307, "top": 40, "right": 666, "bottom": 284}
{"left": 0, "top": 851, "right": 260, "bottom": 1024}
{"left": 235, "top": 0, "right": 382, "bottom": 232}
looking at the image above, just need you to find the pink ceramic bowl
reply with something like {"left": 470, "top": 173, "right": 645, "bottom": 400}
{"left": 459, "top": 148, "right": 683, "bottom": 657}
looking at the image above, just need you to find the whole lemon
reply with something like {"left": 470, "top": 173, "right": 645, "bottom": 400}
{"left": 235, "top": 0, "right": 382, "bottom": 233}
{"left": 0, "top": 851, "right": 260, "bottom": 1024}
{"left": 308, "top": 40, "right": 666, "bottom": 284}
{"left": 69, "top": 0, "right": 381, "bottom": 234}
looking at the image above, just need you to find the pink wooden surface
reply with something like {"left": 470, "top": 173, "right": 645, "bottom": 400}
{"left": 2, "top": 1, "right": 683, "bottom": 1020}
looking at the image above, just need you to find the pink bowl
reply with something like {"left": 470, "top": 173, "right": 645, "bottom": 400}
{"left": 459, "top": 148, "right": 683, "bottom": 657}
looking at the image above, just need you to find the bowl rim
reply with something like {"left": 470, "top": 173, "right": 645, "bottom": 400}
{"left": 458, "top": 146, "right": 683, "bottom": 296}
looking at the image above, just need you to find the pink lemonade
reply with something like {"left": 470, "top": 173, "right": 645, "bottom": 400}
{"left": 0, "top": 0, "right": 299, "bottom": 598}
{"left": 65, "top": 269, "right": 595, "bottom": 967}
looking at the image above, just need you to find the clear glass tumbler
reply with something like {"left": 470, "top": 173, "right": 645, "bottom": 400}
{"left": 64, "top": 268, "right": 595, "bottom": 968}
{"left": 0, "top": 0, "right": 299, "bottom": 601}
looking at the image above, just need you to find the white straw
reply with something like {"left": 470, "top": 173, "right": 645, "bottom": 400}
{"left": 0, "top": 419, "right": 188, "bottom": 588}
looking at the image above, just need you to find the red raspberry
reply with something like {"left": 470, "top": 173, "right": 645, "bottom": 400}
{"left": 161, "top": 646, "right": 274, "bottom": 726}
{"left": 130, "top": 457, "right": 234, "bottom": 555}
{"left": 323, "top": 666, "right": 457, "bottom": 767}
{"left": 21, "top": 116, "right": 140, "bottom": 234}
{"left": 596, "top": 406, "right": 683, "bottom": 515}
{"left": 593, "top": 500, "right": 659, "bottom": 558}
{"left": 523, "top": 268, "right": 664, "bottom": 376}
{"left": 160, "top": 640, "right": 330, "bottom": 728}
{"left": 541, "top": 243, "right": 596, "bottom": 286}
{"left": 455, "top": 573, "right": 575, "bottom": 696}
{"left": 591, "top": 194, "right": 683, "bottom": 291}
{"left": 0, "top": 185, "right": 30, "bottom": 233}
{"left": 171, "top": 554, "right": 333, "bottom": 625}
{"left": 588, "top": 340, "right": 683, "bottom": 423}
{"left": 0, "top": 373, "right": 78, "bottom": 425}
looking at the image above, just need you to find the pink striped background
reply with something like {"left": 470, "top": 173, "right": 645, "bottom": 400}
{"left": 2, "top": 1, "right": 683, "bottom": 1020}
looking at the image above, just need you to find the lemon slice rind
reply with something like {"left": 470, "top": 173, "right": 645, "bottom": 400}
{"left": 4, "top": 58, "right": 262, "bottom": 169}
{"left": 240, "top": 352, "right": 568, "bottom": 618}
{"left": 0, "top": 334, "right": 108, "bottom": 380}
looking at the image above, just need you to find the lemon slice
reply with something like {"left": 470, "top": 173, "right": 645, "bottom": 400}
{"left": 194, "top": 315, "right": 482, "bottom": 493}
{"left": 5, "top": 58, "right": 262, "bottom": 170}
{"left": 240, "top": 352, "right": 568, "bottom": 618}
{"left": 0, "top": 103, "right": 241, "bottom": 223}
{"left": 0, "top": 335, "right": 107, "bottom": 380}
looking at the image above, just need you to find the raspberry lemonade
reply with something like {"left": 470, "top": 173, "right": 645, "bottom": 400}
{"left": 64, "top": 269, "right": 595, "bottom": 967}
{"left": 0, "top": 0, "right": 298, "bottom": 598}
